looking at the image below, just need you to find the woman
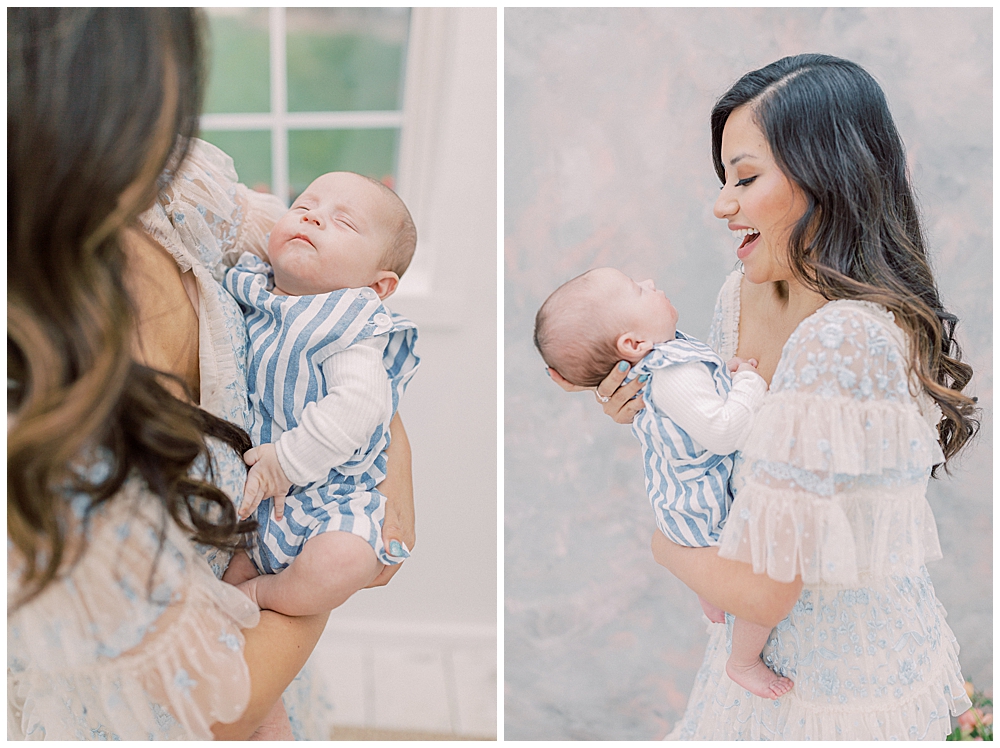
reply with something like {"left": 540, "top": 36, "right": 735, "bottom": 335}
{"left": 552, "top": 54, "right": 978, "bottom": 739}
{"left": 8, "top": 9, "right": 414, "bottom": 740}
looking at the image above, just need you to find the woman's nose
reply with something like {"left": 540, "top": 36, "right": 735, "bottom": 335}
{"left": 714, "top": 186, "right": 737, "bottom": 220}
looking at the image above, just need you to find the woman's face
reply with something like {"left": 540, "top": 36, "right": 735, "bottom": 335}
{"left": 713, "top": 104, "right": 807, "bottom": 286}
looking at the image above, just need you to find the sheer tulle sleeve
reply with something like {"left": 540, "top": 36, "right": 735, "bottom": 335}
{"left": 8, "top": 485, "right": 261, "bottom": 740}
{"left": 717, "top": 301, "right": 946, "bottom": 585}
{"left": 707, "top": 270, "right": 741, "bottom": 360}
{"left": 137, "top": 138, "right": 284, "bottom": 431}
{"left": 142, "top": 138, "right": 287, "bottom": 282}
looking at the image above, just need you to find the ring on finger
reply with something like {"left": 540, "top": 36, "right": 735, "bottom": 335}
{"left": 595, "top": 391, "right": 611, "bottom": 403}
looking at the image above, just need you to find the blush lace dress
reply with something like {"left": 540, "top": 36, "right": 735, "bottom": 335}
{"left": 8, "top": 140, "right": 332, "bottom": 740}
{"left": 665, "top": 271, "right": 971, "bottom": 740}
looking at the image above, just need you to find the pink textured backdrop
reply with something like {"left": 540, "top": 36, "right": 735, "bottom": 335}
{"left": 504, "top": 8, "right": 992, "bottom": 739}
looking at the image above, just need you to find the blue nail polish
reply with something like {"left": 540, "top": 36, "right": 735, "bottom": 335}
{"left": 389, "top": 539, "right": 410, "bottom": 559}
{"left": 639, "top": 374, "right": 649, "bottom": 383}
{"left": 618, "top": 361, "right": 629, "bottom": 372}
{"left": 545, "top": 368, "right": 551, "bottom": 377}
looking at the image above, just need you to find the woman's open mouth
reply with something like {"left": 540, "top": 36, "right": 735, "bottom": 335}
{"left": 732, "top": 227, "right": 760, "bottom": 260}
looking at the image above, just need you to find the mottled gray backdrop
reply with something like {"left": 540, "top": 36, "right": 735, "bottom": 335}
{"left": 504, "top": 8, "right": 992, "bottom": 740}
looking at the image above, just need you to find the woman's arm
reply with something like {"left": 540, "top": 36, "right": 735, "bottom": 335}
{"left": 210, "top": 610, "right": 330, "bottom": 740}
{"left": 651, "top": 530, "right": 802, "bottom": 628}
{"left": 367, "top": 412, "right": 414, "bottom": 588}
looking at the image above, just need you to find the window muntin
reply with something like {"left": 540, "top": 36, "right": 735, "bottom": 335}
{"left": 200, "top": 8, "right": 410, "bottom": 204}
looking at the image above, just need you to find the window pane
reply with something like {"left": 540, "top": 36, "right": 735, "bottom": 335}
{"left": 203, "top": 9, "right": 270, "bottom": 114}
{"left": 200, "top": 131, "right": 273, "bottom": 194}
{"left": 288, "top": 129, "right": 399, "bottom": 201}
{"left": 286, "top": 8, "right": 409, "bottom": 113}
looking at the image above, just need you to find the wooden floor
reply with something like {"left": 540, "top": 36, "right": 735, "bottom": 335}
{"left": 331, "top": 726, "right": 492, "bottom": 741}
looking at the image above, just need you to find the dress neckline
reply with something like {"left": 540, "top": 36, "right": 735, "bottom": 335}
{"left": 731, "top": 273, "right": 897, "bottom": 364}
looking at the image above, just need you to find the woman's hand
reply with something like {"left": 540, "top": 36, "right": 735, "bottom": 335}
{"left": 650, "top": 529, "right": 802, "bottom": 629}
{"left": 367, "top": 412, "right": 414, "bottom": 588}
{"left": 547, "top": 363, "right": 645, "bottom": 424}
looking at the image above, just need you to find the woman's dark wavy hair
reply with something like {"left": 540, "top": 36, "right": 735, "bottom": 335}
{"left": 711, "top": 54, "right": 978, "bottom": 473}
{"left": 8, "top": 8, "right": 254, "bottom": 606}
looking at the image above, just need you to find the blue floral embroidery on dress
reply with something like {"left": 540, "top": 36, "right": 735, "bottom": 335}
{"left": 173, "top": 669, "right": 197, "bottom": 698}
{"left": 151, "top": 703, "right": 177, "bottom": 731}
{"left": 668, "top": 301, "right": 967, "bottom": 740}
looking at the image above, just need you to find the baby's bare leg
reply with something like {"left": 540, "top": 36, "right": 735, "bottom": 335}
{"left": 725, "top": 618, "right": 794, "bottom": 699}
{"left": 222, "top": 550, "right": 260, "bottom": 586}
{"left": 238, "top": 532, "right": 382, "bottom": 616}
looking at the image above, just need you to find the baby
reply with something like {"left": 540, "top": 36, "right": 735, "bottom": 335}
{"left": 221, "top": 171, "right": 419, "bottom": 618}
{"left": 534, "top": 267, "right": 793, "bottom": 700}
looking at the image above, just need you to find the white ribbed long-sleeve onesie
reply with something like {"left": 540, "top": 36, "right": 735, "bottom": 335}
{"left": 648, "top": 364, "right": 766, "bottom": 455}
{"left": 274, "top": 336, "right": 390, "bottom": 487}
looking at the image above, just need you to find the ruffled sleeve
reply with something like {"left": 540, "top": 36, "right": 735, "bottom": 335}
{"left": 141, "top": 138, "right": 287, "bottom": 282}
{"left": 137, "top": 138, "right": 285, "bottom": 431}
{"left": 707, "top": 270, "right": 741, "bottom": 360}
{"left": 8, "top": 485, "right": 260, "bottom": 740}
{"left": 717, "top": 301, "right": 946, "bottom": 585}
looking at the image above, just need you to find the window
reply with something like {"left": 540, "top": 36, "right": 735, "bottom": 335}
{"left": 200, "top": 8, "right": 410, "bottom": 204}
{"left": 201, "top": 8, "right": 470, "bottom": 308}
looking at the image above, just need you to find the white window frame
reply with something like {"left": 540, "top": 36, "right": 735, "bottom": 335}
{"left": 199, "top": 7, "right": 408, "bottom": 206}
{"left": 200, "top": 8, "right": 458, "bottom": 315}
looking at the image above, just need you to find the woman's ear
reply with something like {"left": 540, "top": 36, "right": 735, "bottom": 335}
{"left": 369, "top": 270, "right": 399, "bottom": 300}
{"left": 616, "top": 332, "right": 654, "bottom": 360}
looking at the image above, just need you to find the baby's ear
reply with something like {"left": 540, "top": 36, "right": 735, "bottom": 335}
{"left": 616, "top": 332, "right": 654, "bottom": 360}
{"left": 369, "top": 270, "right": 399, "bottom": 300}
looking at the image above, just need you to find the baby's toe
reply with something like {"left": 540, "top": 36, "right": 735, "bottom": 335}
{"left": 770, "top": 677, "right": 794, "bottom": 698}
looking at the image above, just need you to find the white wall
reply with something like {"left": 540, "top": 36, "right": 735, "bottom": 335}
{"left": 325, "top": 7, "right": 497, "bottom": 638}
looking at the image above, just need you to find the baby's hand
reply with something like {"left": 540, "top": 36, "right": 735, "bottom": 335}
{"left": 727, "top": 356, "right": 760, "bottom": 376}
{"left": 241, "top": 444, "right": 293, "bottom": 521}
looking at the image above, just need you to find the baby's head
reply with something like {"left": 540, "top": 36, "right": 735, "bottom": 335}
{"left": 267, "top": 171, "right": 416, "bottom": 299}
{"left": 534, "top": 267, "right": 679, "bottom": 387}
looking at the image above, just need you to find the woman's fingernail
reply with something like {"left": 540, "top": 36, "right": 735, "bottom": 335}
{"left": 638, "top": 374, "right": 649, "bottom": 383}
{"left": 618, "top": 361, "right": 629, "bottom": 372}
{"left": 389, "top": 540, "right": 403, "bottom": 556}
{"left": 545, "top": 368, "right": 551, "bottom": 377}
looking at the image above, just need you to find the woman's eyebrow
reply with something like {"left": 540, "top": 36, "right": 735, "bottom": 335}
{"left": 728, "top": 153, "right": 759, "bottom": 166}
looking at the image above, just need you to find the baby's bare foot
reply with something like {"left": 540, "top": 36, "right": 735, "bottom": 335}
{"left": 699, "top": 596, "right": 726, "bottom": 624}
{"left": 726, "top": 657, "right": 794, "bottom": 699}
{"left": 250, "top": 699, "right": 293, "bottom": 740}
{"left": 237, "top": 576, "right": 262, "bottom": 609}
{"left": 222, "top": 551, "right": 259, "bottom": 586}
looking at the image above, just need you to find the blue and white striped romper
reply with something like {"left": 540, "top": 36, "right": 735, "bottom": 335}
{"left": 223, "top": 254, "right": 419, "bottom": 572}
{"left": 631, "top": 331, "right": 734, "bottom": 548}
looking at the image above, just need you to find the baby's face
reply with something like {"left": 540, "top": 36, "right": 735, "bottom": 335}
{"left": 591, "top": 267, "right": 679, "bottom": 345}
{"left": 268, "top": 172, "right": 390, "bottom": 296}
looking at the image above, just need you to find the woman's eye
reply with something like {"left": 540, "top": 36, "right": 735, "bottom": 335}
{"left": 736, "top": 176, "right": 757, "bottom": 187}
